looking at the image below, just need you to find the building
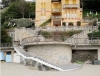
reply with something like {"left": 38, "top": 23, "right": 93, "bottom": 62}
{"left": 35, "top": 0, "right": 83, "bottom": 26}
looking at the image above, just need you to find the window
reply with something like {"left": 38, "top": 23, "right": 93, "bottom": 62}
{"left": 65, "top": 0, "right": 69, "bottom": 4}
{"left": 41, "top": 13, "right": 46, "bottom": 23}
{"left": 73, "top": 0, "right": 76, "bottom": 4}
{"left": 41, "top": 2, "right": 46, "bottom": 11}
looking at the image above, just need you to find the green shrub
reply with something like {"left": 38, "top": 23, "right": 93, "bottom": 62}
{"left": 62, "top": 22, "right": 66, "bottom": 26}
{"left": 10, "top": 18, "right": 35, "bottom": 28}
{"left": 40, "top": 18, "right": 51, "bottom": 27}
{"left": 76, "top": 61, "right": 83, "bottom": 64}
{"left": 2, "top": 21, "right": 10, "bottom": 29}
{"left": 69, "top": 22, "right": 73, "bottom": 26}
{"left": 93, "top": 21, "right": 97, "bottom": 26}
{"left": 1, "top": 28, "right": 12, "bottom": 43}
{"left": 98, "top": 25, "right": 100, "bottom": 31}
{"left": 88, "top": 31, "right": 100, "bottom": 39}
{"left": 38, "top": 30, "right": 51, "bottom": 37}
{"left": 77, "top": 21, "right": 81, "bottom": 26}
{"left": 39, "top": 30, "right": 82, "bottom": 38}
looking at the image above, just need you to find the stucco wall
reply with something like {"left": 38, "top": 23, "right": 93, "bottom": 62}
{"left": 27, "top": 44, "right": 72, "bottom": 65}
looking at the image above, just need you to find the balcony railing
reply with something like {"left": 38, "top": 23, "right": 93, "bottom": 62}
{"left": 52, "top": 8, "right": 61, "bottom": 13}
{"left": 52, "top": 16, "right": 62, "bottom": 19}
{"left": 41, "top": 8, "right": 46, "bottom": 11}
{"left": 51, "top": 0, "right": 61, "bottom": 2}
{"left": 63, "top": 4, "right": 79, "bottom": 8}
{"left": 80, "top": 8, "right": 83, "bottom": 11}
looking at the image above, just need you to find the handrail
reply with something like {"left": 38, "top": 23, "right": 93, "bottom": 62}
{"left": 13, "top": 44, "right": 63, "bottom": 71}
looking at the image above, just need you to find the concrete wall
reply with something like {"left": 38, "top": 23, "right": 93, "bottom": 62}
{"left": 27, "top": 44, "right": 72, "bottom": 65}
{"left": 98, "top": 48, "right": 100, "bottom": 60}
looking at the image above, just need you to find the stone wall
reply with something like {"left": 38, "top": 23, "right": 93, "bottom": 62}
{"left": 15, "top": 27, "right": 34, "bottom": 43}
{"left": 27, "top": 44, "right": 72, "bottom": 65}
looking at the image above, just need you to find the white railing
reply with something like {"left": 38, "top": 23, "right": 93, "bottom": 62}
{"left": 52, "top": 8, "right": 60, "bottom": 12}
{"left": 52, "top": 16, "right": 62, "bottom": 19}
{"left": 41, "top": 26, "right": 89, "bottom": 31}
{"left": 13, "top": 44, "right": 64, "bottom": 71}
{"left": 63, "top": 4, "right": 79, "bottom": 8}
{"left": 67, "top": 37, "right": 100, "bottom": 45}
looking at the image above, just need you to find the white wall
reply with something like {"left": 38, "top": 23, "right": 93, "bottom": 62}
{"left": 13, "top": 53, "right": 21, "bottom": 63}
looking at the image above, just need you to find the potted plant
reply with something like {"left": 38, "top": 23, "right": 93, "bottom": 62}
{"left": 69, "top": 22, "right": 73, "bottom": 27}
{"left": 62, "top": 22, "right": 66, "bottom": 26}
{"left": 77, "top": 21, "right": 81, "bottom": 27}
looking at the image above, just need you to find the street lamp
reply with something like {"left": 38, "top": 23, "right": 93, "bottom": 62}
{"left": 87, "top": 10, "right": 98, "bottom": 40}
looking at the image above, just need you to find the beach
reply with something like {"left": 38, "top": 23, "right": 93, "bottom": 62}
{"left": 1, "top": 62, "right": 100, "bottom": 76}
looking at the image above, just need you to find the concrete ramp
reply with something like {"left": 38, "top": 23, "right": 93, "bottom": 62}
{"left": 13, "top": 44, "right": 83, "bottom": 71}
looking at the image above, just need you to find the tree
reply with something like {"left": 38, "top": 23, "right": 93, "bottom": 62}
{"left": 17, "top": 0, "right": 26, "bottom": 18}
{"left": 1, "top": 28, "right": 12, "bottom": 43}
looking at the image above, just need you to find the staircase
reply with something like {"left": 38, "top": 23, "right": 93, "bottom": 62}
{"left": 66, "top": 26, "right": 98, "bottom": 44}
{"left": 13, "top": 44, "right": 83, "bottom": 71}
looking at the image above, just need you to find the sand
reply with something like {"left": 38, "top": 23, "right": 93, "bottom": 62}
{"left": 1, "top": 62, "right": 100, "bottom": 76}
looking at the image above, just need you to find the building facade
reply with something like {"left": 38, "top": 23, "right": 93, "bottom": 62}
{"left": 35, "top": 0, "right": 82, "bottom": 26}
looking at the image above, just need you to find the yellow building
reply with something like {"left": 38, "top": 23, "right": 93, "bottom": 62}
{"left": 35, "top": 0, "right": 82, "bottom": 26}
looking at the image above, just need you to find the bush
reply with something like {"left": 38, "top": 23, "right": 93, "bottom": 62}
{"left": 76, "top": 61, "right": 83, "bottom": 64}
{"left": 40, "top": 18, "right": 51, "bottom": 27}
{"left": 77, "top": 21, "right": 81, "bottom": 26}
{"left": 2, "top": 21, "right": 10, "bottom": 29}
{"left": 39, "top": 30, "right": 82, "bottom": 38}
{"left": 98, "top": 25, "right": 100, "bottom": 31}
{"left": 62, "top": 22, "right": 66, "bottom": 26}
{"left": 88, "top": 31, "right": 100, "bottom": 39}
{"left": 1, "top": 28, "right": 12, "bottom": 43}
{"left": 10, "top": 18, "right": 35, "bottom": 28}
{"left": 38, "top": 30, "right": 51, "bottom": 37}
{"left": 69, "top": 22, "right": 73, "bottom": 26}
{"left": 93, "top": 21, "right": 97, "bottom": 26}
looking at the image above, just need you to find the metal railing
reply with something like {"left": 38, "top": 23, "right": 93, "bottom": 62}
{"left": 63, "top": 4, "right": 79, "bottom": 8}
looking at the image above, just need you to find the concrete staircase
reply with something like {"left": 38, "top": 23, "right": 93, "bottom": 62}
{"left": 13, "top": 44, "right": 83, "bottom": 71}
{"left": 66, "top": 26, "right": 98, "bottom": 44}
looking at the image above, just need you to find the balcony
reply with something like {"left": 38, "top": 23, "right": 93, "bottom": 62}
{"left": 63, "top": 4, "right": 79, "bottom": 9}
{"left": 41, "top": 8, "right": 46, "bottom": 11}
{"left": 52, "top": 16, "right": 62, "bottom": 19}
{"left": 51, "top": 0, "right": 61, "bottom": 2}
{"left": 52, "top": 8, "right": 61, "bottom": 14}
{"left": 80, "top": 8, "right": 83, "bottom": 11}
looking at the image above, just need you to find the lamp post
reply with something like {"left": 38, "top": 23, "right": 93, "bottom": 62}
{"left": 87, "top": 10, "right": 98, "bottom": 40}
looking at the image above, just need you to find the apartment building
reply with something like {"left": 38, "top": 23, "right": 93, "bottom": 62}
{"left": 35, "top": 0, "right": 82, "bottom": 26}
